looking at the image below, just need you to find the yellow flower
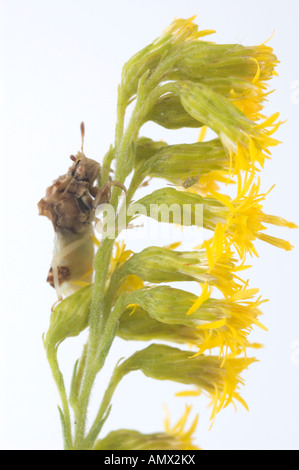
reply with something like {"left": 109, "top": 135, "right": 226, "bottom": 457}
{"left": 109, "top": 241, "right": 133, "bottom": 271}
{"left": 164, "top": 405, "right": 200, "bottom": 450}
{"left": 187, "top": 170, "right": 235, "bottom": 196}
{"left": 211, "top": 174, "right": 297, "bottom": 258}
{"left": 117, "top": 241, "right": 242, "bottom": 298}
{"left": 199, "top": 236, "right": 247, "bottom": 297}
{"left": 176, "top": 356, "right": 256, "bottom": 421}
{"left": 227, "top": 43, "right": 279, "bottom": 121}
{"left": 233, "top": 113, "right": 283, "bottom": 173}
{"left": 161, "top": 15, "right": 216, "bottom": 43}
{"left": 189, "top": 284, "right": 267, "bottom": 360}
{"left": 108, "top": 241, "right": 144, "bottom": 295}
{"left": 186, "top": 283, "right": 212, "bottom": 315}
{"left": 93, "top": 405, "right": 200, "bottom": 450}
{"left": 121, "top": 17, "right": 216, "bottom": 102}
{"left": 176, "top": 82, "right": 282, "bottom": 175}
{"left": 123, "top": 344, "right": 255, "bottom": 422}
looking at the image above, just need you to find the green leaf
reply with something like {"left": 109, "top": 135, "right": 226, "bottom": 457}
{"left": 58, "top": 406, "right": 71, "bottom": 450}
{"left": 44, "top": 285, "right": 92, "bottom": 351}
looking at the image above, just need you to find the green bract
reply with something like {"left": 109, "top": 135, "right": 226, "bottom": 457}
{"left": 134, "top": 138, "right": 228, "bottom": 180}
{"left": 118, "top": 307, "right": 204, "bottom": 345}
{"left": 44, "top": 285, "right": 92, "bottom": 350}
{"left": 134, "top": 187, "right": 226, "bottom": 230}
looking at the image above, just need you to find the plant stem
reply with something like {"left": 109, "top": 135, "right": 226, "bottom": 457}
{"left": 84, "top": 363, "right": 125, "bottom": 448}
{"left": 74, "top": 295, "right": 127, "bottom": 449}
{"left": 72, "top": 71, "right": 164, "bottom": 449}
{"left": 72, "top": 85, "right": 132, "bottom": 449}
{"left": 73, "top": 239, "right": 115, "bottom": 449}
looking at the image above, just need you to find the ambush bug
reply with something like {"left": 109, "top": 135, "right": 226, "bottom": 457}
{"left": 38, "top": 123, "right": 126, "bottom": 298}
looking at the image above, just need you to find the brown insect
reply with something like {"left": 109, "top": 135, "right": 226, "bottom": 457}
{"left": 38, "top": 122, "right": 126, "bottom": 298}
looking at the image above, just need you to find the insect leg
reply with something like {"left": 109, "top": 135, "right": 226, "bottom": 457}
{"left": 109, "top": 181, "right": 128, "bottom": 196}
{"left": 51, "top": 296, "right": 63, "bottom": 311}
{"left": 92, "top": 181, "right": 127, "bottom": 208}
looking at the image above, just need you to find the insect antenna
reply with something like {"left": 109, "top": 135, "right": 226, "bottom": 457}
{"left": 80, "top": 121, "right": 85, "bottom": 153}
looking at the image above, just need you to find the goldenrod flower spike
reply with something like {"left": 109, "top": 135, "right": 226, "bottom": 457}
{"left": 40, "top": 17, "right": 295, "bottom": 450}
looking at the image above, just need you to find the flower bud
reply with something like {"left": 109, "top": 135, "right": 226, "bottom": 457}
{"left": 121, "top": 344, "right": 256, "bottom": 418}
{"left": 118, "top": 306, "right": 205, "bottom": 346}
{"left": 135, "top": 137, "right": 168, "bottom": 167}
{"left": 174, "top": 42, "right": 277, "bottom": 83}
{"left": 134, "top": 186, "right": 223, "bottom": 229}
{"left": 121, "top": 17, "right": 215, "bottom": 101}
{"left": 136, "top": 138, "right": 228, "bottom": 183}
{"left": 174, "top": 81, "right": 281, "bottom": 172}
{"left": 122, "top": 247, "right": 214, "bottom": 284}
{"left": 94, "top": 405, "right": 199, "bottom": 450}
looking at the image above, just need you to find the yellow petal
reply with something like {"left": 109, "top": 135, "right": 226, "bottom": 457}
{"left": 186, "top": 283, "right": 211, "bottom": 315}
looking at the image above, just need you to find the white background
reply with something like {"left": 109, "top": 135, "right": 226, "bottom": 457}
{"left": 1, "top": 0, "right": 299, "bottom": 450}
